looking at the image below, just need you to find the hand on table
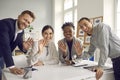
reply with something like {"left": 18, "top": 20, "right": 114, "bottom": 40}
{"left": 95, "top": 67, "right": 103, "bottom": 80}
{"left": 33, "top": 61, "right": 44, "bottom": 66}
{"left": 9, "top": 67, "right": 24, "bottom": 75}
{"left": 65, "top": 60, "right": 75, "bottom": 65}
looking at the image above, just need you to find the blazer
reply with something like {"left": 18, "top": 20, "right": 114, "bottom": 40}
{"left": 58, "top": 37, "right": 83, "bottom": 64}
{"left": 0, "top": 18, "right": 24, "bottom": 67}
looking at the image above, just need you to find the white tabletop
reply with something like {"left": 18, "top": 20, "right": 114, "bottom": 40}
{"left": 3, "top": 60, "right": 115, "bottom": 80}
{"left": 4, "top": 62, "right": 114, "bottom": 80}
{"left": 3, "top": 65, "right": 95, "bottom": 80}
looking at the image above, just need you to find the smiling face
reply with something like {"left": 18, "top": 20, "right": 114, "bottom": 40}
{"left": 63, "top": 26, "right": 75, "bottom": 41}
{"left": 17, "top": 13, "right": 33, "bottom": 30}
{"left": 42, "top": 28, "right": 54, "bottom": 42}
{"left": 78, "top": 19, "right": 93, "bottom": 35}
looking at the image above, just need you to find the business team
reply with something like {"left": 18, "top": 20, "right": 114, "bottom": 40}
{"left": 1, "top": 10, "right": 120, "bottom": 80}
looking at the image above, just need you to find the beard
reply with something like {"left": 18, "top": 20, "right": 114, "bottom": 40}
{"left": 17, "top": 21, "right": 26, "bottom": 30}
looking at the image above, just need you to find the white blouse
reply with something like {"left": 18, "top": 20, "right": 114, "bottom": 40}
{"left": 28, "top": 41, "right": 59, "bottom": 65}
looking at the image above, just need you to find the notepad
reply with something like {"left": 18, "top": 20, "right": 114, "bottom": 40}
{"left": 72, "top": 62, "right": 88, "bottom": 67}
{"left": 64, "top": 75, "right": 96, "bottom": 80}
{"left": 83, "top": 65, "right": 113, "bottom": 72}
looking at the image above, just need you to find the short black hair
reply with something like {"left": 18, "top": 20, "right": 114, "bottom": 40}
{"left": 61, "top": 22, "right": 75, "bottom": 30}
{"left": 42, "top": 25, "right": 54, "bottom": 34}
{"left": 78, "top": 17, "right": 90, "bottom": 23}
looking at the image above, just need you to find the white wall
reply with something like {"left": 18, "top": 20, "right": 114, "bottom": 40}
{"left": 0, "top": 0, "right": 53, "bottom": 38}
{"left": 77, "top": 0, "right": 115, "bottom": 30}
{"left": 77, "top": 0, "right": 103, "bottom": 20}
{"left": 103, "top": 0, "right": 115, "bottom": 31}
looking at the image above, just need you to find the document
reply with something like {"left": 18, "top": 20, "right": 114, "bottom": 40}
{"left": 64, "top": 75, "right": 96, "bottom": 80}
{"left": 73, "top": 62, "right": 88, "bottom": 67}
{"left": 83, "top": 65, "right": 113, "bottom": 71}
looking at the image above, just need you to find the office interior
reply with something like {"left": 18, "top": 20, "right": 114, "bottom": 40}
{"left": 0, "top": 0, "right": 118, "bottom": 65}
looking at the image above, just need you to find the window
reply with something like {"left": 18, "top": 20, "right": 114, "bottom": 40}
{"left": 116, "top": 0, "right": 120, "bottom": 37}
{"left": 64, "top": 0, "right": 78, "bottom": 29}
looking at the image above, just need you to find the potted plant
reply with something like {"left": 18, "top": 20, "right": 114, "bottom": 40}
{"left": 28, "top": 25, "right": 34, "bottom": 32}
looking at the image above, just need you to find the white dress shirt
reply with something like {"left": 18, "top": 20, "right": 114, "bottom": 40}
{"left": 9, "top": 21, "right": 23, "bottom": 69}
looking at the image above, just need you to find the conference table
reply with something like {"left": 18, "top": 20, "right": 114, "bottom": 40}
{"left": 2, "top": 55, "right": 115, "bottom": 80}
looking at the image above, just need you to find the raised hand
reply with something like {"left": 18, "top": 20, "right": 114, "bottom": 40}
{"left": 74, "top": 41, "right": 83, "bottom": 56}
{"left": 23, "top": 37, "right": 33, "bottom": 50}
{"left": 38, "top": 39, "right": 47, "bottom": 54}
{"left": 58, "top": 41, "right": 67, "bottom": 55}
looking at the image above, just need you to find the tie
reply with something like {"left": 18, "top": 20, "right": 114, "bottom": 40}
{"left": 45, "top": 46, "right": 49, "bottom": 56}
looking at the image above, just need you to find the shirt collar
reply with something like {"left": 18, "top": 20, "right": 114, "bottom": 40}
{"left": 15, "top": 21, "right": 23, "bottom": 34}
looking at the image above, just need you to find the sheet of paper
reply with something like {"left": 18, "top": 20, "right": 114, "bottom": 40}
{"left": 73, "top": 63, "right": 88, "bottom": 67}
{"left": 64, "top": 75, "right": 96, "bottom": 80}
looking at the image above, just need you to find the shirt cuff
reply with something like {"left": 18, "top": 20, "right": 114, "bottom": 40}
{"left": 8, "top": 65, "right": 15, "bottom": 69}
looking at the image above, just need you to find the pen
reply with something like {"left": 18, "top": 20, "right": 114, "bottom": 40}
{"left": 93, "top": 69, "right": 97, "bottom": 72}
{"left": 32, "top": 68, "right": 38, "bottom": 71}
{"left": 21, "top": 67, "right": 38, "bottom": 71}
{"left": 94, "top": 69, "right": 97, "bottom": 72}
